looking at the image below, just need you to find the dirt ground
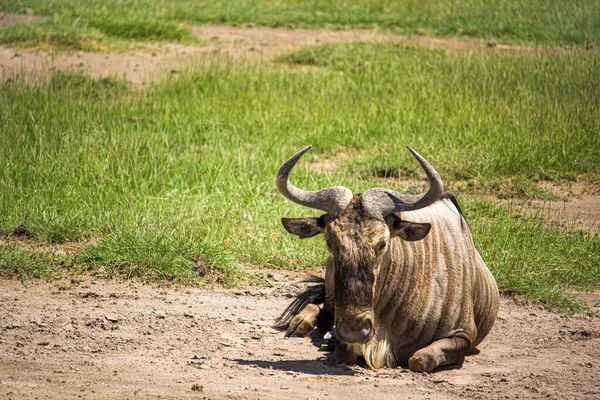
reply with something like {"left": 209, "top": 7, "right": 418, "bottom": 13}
{"left": 1, "top": 278, "right": 599, "bottom": 400}
{"left": 0, "top": 44, "right": 207, "bottom": 86}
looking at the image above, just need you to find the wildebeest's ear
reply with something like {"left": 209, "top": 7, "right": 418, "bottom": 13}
{"left": 386, "top": 214, "right": 431, "bottom": 241}
{"left": 281, "top": 215, "right": 330, "bottom": 239}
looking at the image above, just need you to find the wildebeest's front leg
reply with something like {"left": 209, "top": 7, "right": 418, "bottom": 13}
{"left": 408, "top": 333, "right": 471, "bottom": 372}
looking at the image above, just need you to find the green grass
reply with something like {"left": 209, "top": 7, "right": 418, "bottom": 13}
{"left": 0, "top": 245, "right": 71, "bottom": 280}
{"left": 1, "top": 0, "right": 599, "bottom": 50}
{"left": 0, "top": 6, "right": 199, "bottom": 51}
{"left": 0, "top": 17, "right": 197, "bottom": 51}
{"left": 466, "top": 200, "right": 600, "bottom": 309}
{"left": 0, "top": 234, "right": 241, "bottom": 285}
{"left": 279, "top": 43, "right": 600, "bottom": 184}
{"left": 0, "top": 21, "right": 115, "bottom": 51}
{"left": 76, "top": 232, "right": 242, "bottom": 285}
{"left": 0, "top": 43, "right": 599, "bottom": 308}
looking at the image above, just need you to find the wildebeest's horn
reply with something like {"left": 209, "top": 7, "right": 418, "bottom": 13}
{"left": 362, "top": 146, "right": 443, "bottom": 219}
{"left": 276, "top": 145, "right": 353, "bottom": 216}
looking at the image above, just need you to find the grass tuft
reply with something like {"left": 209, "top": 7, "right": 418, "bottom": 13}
{"left": 0, "top": 245, "right": 72, "bottom": 280}
{"left": 76, "top": 232, "right": 242, "bottom": 286}
{"left": 466, "top": 200, "right": 600, "bottom": 310}
{"left": 86, "top": 18, "right": 192, "bottom": 41}
{"left": 0, "top": 21, "right": 114, "bottom": 51}
{"left": 0, "top": 14, "right": 197, "bottom": 51}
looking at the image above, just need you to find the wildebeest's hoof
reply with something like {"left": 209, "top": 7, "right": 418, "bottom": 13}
{"left": 285, "top": 304, "right": 320, "bottom": 338}
{"left": 408, "top": 352, "right": 437, "bottom": 373}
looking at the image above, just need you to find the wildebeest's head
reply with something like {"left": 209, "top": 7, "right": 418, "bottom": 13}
{"left": 277, "top": 146, "right": 442, "bottom": 344}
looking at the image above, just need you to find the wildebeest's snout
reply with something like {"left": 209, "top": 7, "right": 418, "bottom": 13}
{"left": 335, "top": 313, "right": 374, "bottom": 344}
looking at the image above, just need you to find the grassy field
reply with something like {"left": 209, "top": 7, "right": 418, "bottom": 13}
{"left": 1, "top": 38, "right": 599, "bottom": 308}
{"left": 0, "top": 0, "right": 599, "bottom": 49}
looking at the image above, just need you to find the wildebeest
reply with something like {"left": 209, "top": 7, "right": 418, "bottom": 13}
{"left": 274, "top": 145, "right": 499, "bottom": 372}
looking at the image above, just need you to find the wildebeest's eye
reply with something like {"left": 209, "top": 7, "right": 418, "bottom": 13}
{"left": 377, "top": 241, "right": 387, "bottom": 251}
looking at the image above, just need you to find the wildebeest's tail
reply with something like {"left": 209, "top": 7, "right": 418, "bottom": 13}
{"left": 272, "top": 275, "right": 325, "bottom": 330}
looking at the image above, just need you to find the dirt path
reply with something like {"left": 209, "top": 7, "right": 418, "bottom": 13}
{"left": 190, "top": 25, "right": 567, "bottom": 54}
{"left": 1, "top": 16, "right": 581, "bottom": 86}
{"left": 1, "top": 278, "right": 598, "bottom": 400}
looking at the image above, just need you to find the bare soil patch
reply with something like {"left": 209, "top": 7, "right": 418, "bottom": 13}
{"left": 0, "top": 278, "right": 598, "bottom": 399}
{"left": 0, "top": 44, "right": 218, "bottom": 86}
{"left": 0, "top": 13, "right": 46, "bottom": 28}
{"left": 0, "top": 237, "right": 94, "bottom": 255}
{"left": 531, "top": 195, "right": 600, "bottom": 233}
{"left": 470, "top": 180, "right": 600, "bottom": 234}
{"left": 191, "top": 25, "right": 569, "bottom": 55}
{"left": 529, "top": 181, "right": 600, "bottom": 233}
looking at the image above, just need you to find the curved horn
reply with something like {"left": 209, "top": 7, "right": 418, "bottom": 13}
{"left": 276, "top": 145, "right": 353, "bottom": 216}
{"left": 362, "top": 146, "right": 443, "bottom": 219}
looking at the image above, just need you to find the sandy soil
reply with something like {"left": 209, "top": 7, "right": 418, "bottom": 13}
{"left": 1, "top": 278, "right": 599, "bottom": 400}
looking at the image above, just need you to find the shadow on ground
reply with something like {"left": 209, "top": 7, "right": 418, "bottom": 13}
{"left": 233, "top": 354, "right": 356, "bottom": 376}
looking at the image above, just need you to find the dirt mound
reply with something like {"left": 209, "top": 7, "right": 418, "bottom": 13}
{"left": 1, "top": 278, "right": 598, "bottom": 399}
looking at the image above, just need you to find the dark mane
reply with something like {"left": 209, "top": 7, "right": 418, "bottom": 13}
{"left": 440, "top": 192, "right": 464, "bottom": 217}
